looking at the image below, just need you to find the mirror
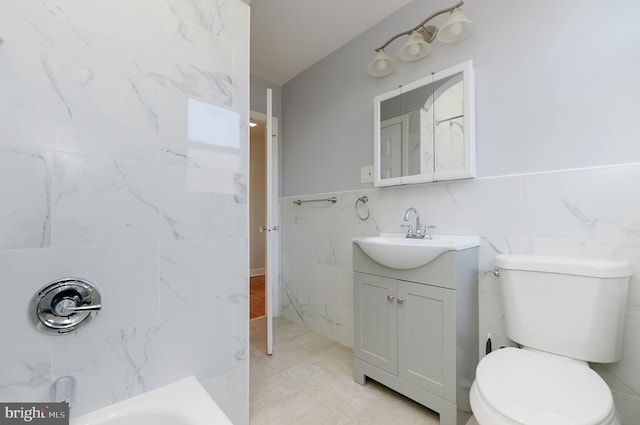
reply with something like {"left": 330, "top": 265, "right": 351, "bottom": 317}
{"left": 373, "top": 60, "right": 475, "bottom": 187}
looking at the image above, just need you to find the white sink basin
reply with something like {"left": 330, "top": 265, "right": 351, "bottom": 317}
{"left": 353, "top": 233, "right": 479, "bottom": 270}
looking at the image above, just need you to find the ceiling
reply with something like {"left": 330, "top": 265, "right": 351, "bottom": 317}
{"left": 249, "top": 0, "right": 414, "bottom": 86}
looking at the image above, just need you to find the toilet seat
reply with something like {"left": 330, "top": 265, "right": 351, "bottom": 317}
{"left": 470, "top": 347, "right": 618, "bottom": 425}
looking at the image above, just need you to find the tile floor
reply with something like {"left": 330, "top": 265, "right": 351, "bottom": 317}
{"left": 249, "top": 316, "right": 440, "bottom": 424}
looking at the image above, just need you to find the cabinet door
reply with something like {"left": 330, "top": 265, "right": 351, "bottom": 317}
{"left": 397, "top": 281, "right": 456, "bottom": 402}
{"left": 353, "top": 272, "right": 397, "bottom": 375}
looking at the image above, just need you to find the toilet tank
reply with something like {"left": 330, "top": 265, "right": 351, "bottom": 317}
{"left": 495, "top": 254, "right": 632, "bottom": 363}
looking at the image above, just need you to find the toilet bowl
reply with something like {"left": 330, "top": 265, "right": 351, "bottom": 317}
{"left": 470, "top": 348, "right": 618, "bottom": 425}
{"left": 470, "top": 255, "right": 632, "bottom": 425}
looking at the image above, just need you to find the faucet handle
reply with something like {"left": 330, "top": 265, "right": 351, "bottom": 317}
{"left": 415, "top": 224, "right": 436, "bottom": 238}
{"left": 424, "top": 225, "right": 435, "bottom": 239}
{"left": 400, "top": 224, "right": 414, "bottom": 236}
{"left": 53, "top": 297, "right": 102, "bottom": 316}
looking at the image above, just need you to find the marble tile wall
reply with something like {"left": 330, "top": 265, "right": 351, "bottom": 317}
{"left": 281, "top": 163, "right": 640, "bottom": 423}
{"left": 0, "top": 1, "right": 249, "bottom": 423}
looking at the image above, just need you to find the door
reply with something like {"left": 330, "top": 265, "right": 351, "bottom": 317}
{"left": 265, "top": 88, "right": 278, "bottom": 355}
{"left": 249, "top": 90, "right": 279, "bottom": 355}
{"left": 353, "top": 272, "right": 397, "bottom": 374}
{"left": 397, "top": 281, "right": 456, "bottom": 402}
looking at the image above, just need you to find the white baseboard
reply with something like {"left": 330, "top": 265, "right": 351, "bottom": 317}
{"left": 250, "top": 268, "right": 265, "bottom": 277}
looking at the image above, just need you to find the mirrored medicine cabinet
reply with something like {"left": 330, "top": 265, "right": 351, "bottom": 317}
{"left": 373, "top": 60, "right": 476, "bottom": 187}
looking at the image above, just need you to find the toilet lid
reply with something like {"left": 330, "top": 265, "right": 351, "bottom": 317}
{"left": 475, "top": 348, "right": 614, "bottom": 425}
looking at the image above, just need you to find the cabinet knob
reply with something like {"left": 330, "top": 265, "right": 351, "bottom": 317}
{"left": 387, "top": 295, "right": 395, "bottom": 301}
{"left": 397, "top": 297, "right": 404, "bottom": 304}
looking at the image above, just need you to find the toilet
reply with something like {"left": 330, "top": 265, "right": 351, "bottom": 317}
{"left": 470, "top": 254, "right": 633, "bottom": 425}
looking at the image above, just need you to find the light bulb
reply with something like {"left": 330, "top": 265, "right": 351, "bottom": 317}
{"left": 376, "top": 60, "right": 387, "bottom": 72}
{"left": 448, "top": 22, "right": 462, "bottom": 37}
{"left": 408, "top": 44, "right": 420, "bottom": 57}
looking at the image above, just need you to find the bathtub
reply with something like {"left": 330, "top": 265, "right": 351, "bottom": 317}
{"left": 71, "top": 377, "right": 233, "bottom": 425}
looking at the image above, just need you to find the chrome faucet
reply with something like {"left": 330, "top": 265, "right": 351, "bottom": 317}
{"left": 402, "top": 207, "right": 434, "bottom": 239}
{"left": 51, "top": 375, "right": 76, "bottom": 407}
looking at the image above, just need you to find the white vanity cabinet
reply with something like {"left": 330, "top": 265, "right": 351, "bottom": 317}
{"left": 353, "top": 244, "right": 478, "bottom": 425}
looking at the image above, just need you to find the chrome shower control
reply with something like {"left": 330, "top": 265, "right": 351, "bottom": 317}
{"left": 31, "top": 277, "right": 102, "bottom": 335}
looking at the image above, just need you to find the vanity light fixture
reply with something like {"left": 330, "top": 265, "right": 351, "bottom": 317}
{"left": 367, "top": 1, "right": 474, "bottom": 77}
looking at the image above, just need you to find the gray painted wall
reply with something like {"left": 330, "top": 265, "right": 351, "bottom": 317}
{"left": 281, "top": 0, "right": 640, "bottom": 197}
